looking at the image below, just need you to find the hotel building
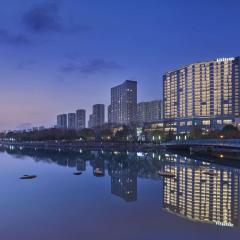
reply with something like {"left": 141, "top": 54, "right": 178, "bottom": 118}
{"left": 163, "top": 57, "right": 240, "bottom": 133}
{"left": 109, "top": 80, "right": 137, "bottom": 125}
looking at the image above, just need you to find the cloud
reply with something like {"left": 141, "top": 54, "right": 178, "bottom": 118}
{"left": 0, "top": 29, "right": 31, "bottom": 45}
{"left": 22, "top": 1, "right": 90, "bottom": 34}
{"left": 61, "top": 59, "right": 121, "bottom": 74}
{"left": 22, "top": 1, "right": 61, "bottom": 33}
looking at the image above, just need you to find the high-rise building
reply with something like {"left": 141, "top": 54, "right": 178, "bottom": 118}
{"left": 57, "top": 114, "right": 67, "bottom": 129}
{"left": 110, "top": 80, "right": 137, "bottom": 125}
{"left": 108, "top": 105, "right": 112, "bottom": 124}
{"left": 88, "top": 105, "right": 105, "bottom": 128}
{"left": 137, "top": 100, "right": 162, "bottom": 124}
{"left": 67, "top": 113, "right": 76, "bottom": 129}
{"left": 88, "top": 114, "right": 94, "bottom": 128}
{"left": 92, "top": 104, "right": 105, "bottom": 127}
{"left": 76, "top": 109, "right": 86, "bottom": 129}
{"left": 163, "top": 57, "right": 240, "bottom": 133}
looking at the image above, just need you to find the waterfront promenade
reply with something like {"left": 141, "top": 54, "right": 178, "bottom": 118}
{"left": 166, "top": 139, "right": 240, "bottom": 151}
{"left": 0, "top": 140, "right": 164, "bottom": 152}
{"left": 2, "top": 139, "right": 240, "bottom": 153}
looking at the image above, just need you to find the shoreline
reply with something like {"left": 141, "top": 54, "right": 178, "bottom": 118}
{"left": 2, "top": 140, "right": 240, "bottom": 168}
{"left": 0, "top": 140, "right": 166, "bottom": 152}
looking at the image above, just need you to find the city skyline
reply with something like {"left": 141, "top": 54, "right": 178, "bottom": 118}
{"left": 1, "top": 0, "right": 240, "bottom": 130}
{"left": 4, "top": 56, "right": 240, "bottom": 131}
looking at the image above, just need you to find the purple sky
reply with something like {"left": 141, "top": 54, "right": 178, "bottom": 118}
{"left": 0, "top": 0, "right": 239, "bottom": 130}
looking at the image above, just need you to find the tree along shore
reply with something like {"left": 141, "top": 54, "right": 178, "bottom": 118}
{"left": 0, "top": 140, "right": 165, "bottom": 152}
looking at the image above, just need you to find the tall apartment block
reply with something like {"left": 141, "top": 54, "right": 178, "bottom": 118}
{"left": 163, "top": 57, "right": 240, "bottom": 133}
{"left": 109, "top": 80, "right": 137, "bottom": 125}
{"left": 108, "top": 105, "right": 112, "bottom": 124}
{"left": 76, "top": 109, "right": 86, "bottom": 129}
{"left": 68, "top": 113, "right": 76, "bottom": 129}
{"left": 88, "top": 104, "right": 105, "bottom": 128}
{"left": 137, "top": 100, "right": 162, "bottom": 124}
{"left": 93, "top": 104, "right": 105, "bottom": 127}
{"left": 88, "top": 114, "right": 94, "bottom": 128}
{"left": 57, "top": 114, "right": 67, "bottom": 129}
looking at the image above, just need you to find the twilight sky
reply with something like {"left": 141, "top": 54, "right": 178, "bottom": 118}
{"left": 0, "top": 0, "right": 239, "bottom": 130}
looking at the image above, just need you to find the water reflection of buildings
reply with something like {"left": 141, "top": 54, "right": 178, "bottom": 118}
{"left": 2, "top": 146, "right": 240, "bottom": 227}
{"left": 109, "top": 157, "right": 138, "bottom": 202}
{"left": 162, "top": 154, "right": 240, "bottom": 227}
{"left": 90, "top": 151, "right": 106, "bottom": 176}
{"left": 76, "top": 159, "right": 86, "bottom": 171}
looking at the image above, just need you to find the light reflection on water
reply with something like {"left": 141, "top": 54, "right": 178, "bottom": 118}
{"left": 0, "top": 145, "right": 240, "bottom": 239}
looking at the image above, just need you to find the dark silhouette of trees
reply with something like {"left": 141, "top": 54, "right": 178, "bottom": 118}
{"left": 220, "top": 124, "right": 240, "bottom": 139}
{"left": 165, "top": 130, "right": 174, "bottom": 141}
{"left": 2, "top": 123, "right": 240, "bottom": 142}
{"left": 79, "top": 128, "right": 96, "bottom": 141}
{"left": 189, "top": 124, "right": 240, "bottom": 140}
{"left": 2, "top": 128, "right": 94, "bottom": 142}
{"left": 189, "top": 126, "right": 203, "bottom": 139}
{"left": 98, "top": 129, "right": 113, "bottom": 141}
{"left": 114, "top": 125, "right": 129, "bottom": 141}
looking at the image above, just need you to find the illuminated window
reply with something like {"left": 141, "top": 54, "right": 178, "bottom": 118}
{"left": 202, "top": 120, "right": 210, "bottom": 125}
{"left": 223, "top": 119, "right": 232, "bottom": 124}
{"left": 180, "top": 122, "right": 186, "bottom": 126}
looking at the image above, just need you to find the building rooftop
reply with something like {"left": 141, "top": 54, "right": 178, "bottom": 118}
{"left": 163, "top": 56, "right": 238, "bottom": 75}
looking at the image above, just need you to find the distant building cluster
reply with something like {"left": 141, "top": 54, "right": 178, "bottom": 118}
{"left": 57, "top": 109, "right": 86, "bottom": 129}
{"left": 56, "top": 57, "right": 240, "bottom": 135}
{"left": 57, "top": 79, "right": 162, "bottom": 130}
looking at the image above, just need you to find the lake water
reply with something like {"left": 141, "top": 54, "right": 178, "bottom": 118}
{"left": 0, "top": 145, "right": 239, "bottom": 240}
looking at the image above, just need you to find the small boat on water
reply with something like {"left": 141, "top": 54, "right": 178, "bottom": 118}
{"left": 158, "top": 171, "right": 175, "bottom": 178}
{"left": 94, "top": 168, "right": 104, "bottom": 177}
{"left": 73, "top": 171, "right": 82, "bottom": 176}
{"left": 19, "top": 175, "right": 37, "bottom": 180}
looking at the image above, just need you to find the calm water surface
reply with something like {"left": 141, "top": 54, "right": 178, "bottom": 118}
{"left": 0, "top": 146, "right": 239, "bottom": 240}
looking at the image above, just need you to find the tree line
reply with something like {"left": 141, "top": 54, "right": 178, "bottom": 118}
{"left": 1, "top": 124, "right": 239, "bottom": 142}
